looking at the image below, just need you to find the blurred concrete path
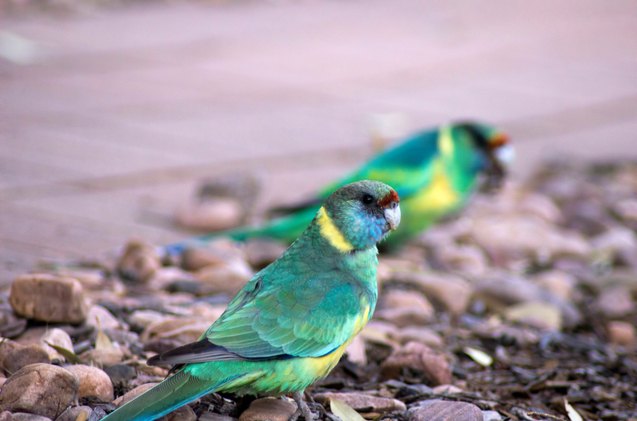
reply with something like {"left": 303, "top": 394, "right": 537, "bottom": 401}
{"left": 1, "top": 0, "right": 637, "bottom": 283}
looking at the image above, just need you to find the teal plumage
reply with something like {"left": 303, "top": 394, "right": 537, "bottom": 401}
{"left": 102, "top": 181, "right": 400, "bottom": 421}
{"left": 165, "top": 121, "right": 509, "bottom": 254}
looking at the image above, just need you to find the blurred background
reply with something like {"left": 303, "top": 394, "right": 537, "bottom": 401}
{"left": 2, "top": 0, "right": 637, "bottom": 283}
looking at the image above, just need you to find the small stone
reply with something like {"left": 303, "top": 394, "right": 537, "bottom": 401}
{"left": 504, "top": 301, "right": 562, "bottom": 331}
{"left": 408, "top": 399, "right": 482, "bottom": 421}
{"left": 160, "top": 405, "right": 197, "bottom": 421}
{"left": 607, "top": 321, "right": 636, "bottom": 347}
{"left": 195, "top": 259, "right": 253, "bottom": 296}
{"left": 80, "top": 347, "right": 125, "bottom": 368}
{"left": 64, "top": 364, "right": 114, "bottom": 402}
{"left": 175, "top": 197, "right": 244, "bottom": 232}
{"left": 239, "top": 397, "right": 297, "bottom": 421}
{"left": 198, "top": 414, "right": 237, "bottom": 421}
{"left": 0, "top": 307, "right": 27, "bottom": 338}
{"left": 1, "top": 343, "right": 50, "bottom": 374}
{"left": 431, "top": 384, "right": 463, "bottom": 395}
{"left": 533, "top": 271, "right": 576, "bottom": 301}
{"left": 7, "top": 414, "right": 52, "bottom": 421}
{"left": 376, "top": 289, "right": 434, "bottom": 327}
{"left": 9, "top": 274, "right": 88, "bottom": 324}
{"left": 391, "top": 271, "right": 472, "bottom": 316}
{"left": 40, "top": 328, "right": 74, "bottom": 362}
{"left": 393, "top": 326, "right": 444, "bottom": 348}
{"left": 116, "top": 240, "right": 161, "bottom": 283}
{"left": 141, "top": 316, "right": 218, "bottom": 345}
{"left": 380, "top": 341, "right": 452, "bottom": 386}
{"left": 104, "top": 364, "right": 137, "bottom": 388}
{"left": 180, "top": 245, "right": 236, "bottom": 272}
{"left": 314, "top": 392, "right": 406, "bottom": 413}
{"left": 0, "top": 340, "right": 23, "bottom": 374}
{"left": 595, "top": 286, "right": 634, "bottom": 318}
{"left": 481, "top": 410, "right": 503, "bottom": 421}
{"left": 345, "top": 335, "right": 367, "bottom": 365}
{"left": 113, "top": 383, "right": 159, "bottom": 406}
{"left": 0, "top": 363, "right": 78, "bottom": 419}
{"left": 434, "top": 244, "right": 488, "bottom": 275}
{"left": 86, "top": 305, "right": 125, "bottom": 331}
{"left": 243, "top": 239, "right": 288, "bottom": 269}
{"left": 56, "top": 405, "right": 93, "bottom": 421}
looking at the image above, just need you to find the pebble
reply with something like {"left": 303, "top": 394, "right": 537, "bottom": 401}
{"left": 86, "top": 305, "right": 125, "bottom": 331}
{"left": 195, "top": 259, "right": 254, "bottom": 296}
{"left": 0, "top": 363, "right": 79, "bottom": 419}
{"left": 532, "top": 271, "right": 576, "bottom": 301}
{"left": 9, "top": 274, "right": 88, "bottom": 324}
{"left": 607, "top": 321, "right": 636, "bottom": 347}
{"left": 393, "top": 326, "right": 444, "bottom": 348}
{"left": 314, "top": 392, "right": 406, "bottom": 413}
{"left": 40, "top": 328, "right": 74, "bottom": 362}
{"left": 55, "top": 405, "right": 93, "bottom": 421}
{"left": 391, "top": 271, "right": 472, "bottom": 316}
{"left": 434, "top": 244, "right": 488, "bottom": 275}
{"left": 376, "top": 289, "right": 434, "bottom": 327}
{"left": 64, "top": 364, "right": 114, "bottom": 402}
{"left": 162, "top": 405, "right": 197, "bottom": 421}
{"left": 239, "top": 397, "right": 297, "bottom": 421}
{"left": 113, "top": 382, "right": 158, "bottom": 406}
{"left": 175, "top": 197, "right": 244, "bottom": 232}
{"left": 5, "top": 413, "right": 52, "bottom": 421}
{"left": 380, "top": 342, "right": 452, "bottom": 386}
{"left": 141, "top": 316, "right": 217, "bottom": 345}
{"left": 345, "top": 334, "right": 367, "bottom": 365}
{"left": 594, "top": 286, "right": 634, "bottom": 318}
{"left": 1, "top": 343, "right": 50, "bottom": 373}
{"left": 116, "top": 240, "right": 161, "bottom": 283}
{"left": 481, "top": 410, "right": 503, "bottom": 421}
{"left": 104, "top": 364, "right": 137, "bottom": 389}
{"left": 0, "top": 340, "right": 23, "bottom": 374}
{"left": 243, "top": 239, "right": 288, "bottom": 269}
{"left": 408, "top": 399, "right": 482, "bottom": 421}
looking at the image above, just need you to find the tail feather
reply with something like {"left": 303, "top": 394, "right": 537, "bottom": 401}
{"left": 101, "top": 369, "right": 238, "bottom": 421}
{"left": 163, "top": 207, "right": 318, "bottom": 256}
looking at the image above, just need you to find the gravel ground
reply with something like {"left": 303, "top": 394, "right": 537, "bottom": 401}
{"left": 1, "top": 159, "right": 636, "bottom": 421}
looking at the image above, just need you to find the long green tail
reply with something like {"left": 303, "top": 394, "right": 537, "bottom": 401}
{"left": 164, "top": 207, "right": 318, "bottom": 255}
{"left": 101, "top": 369, "right": 236, "bottom": 421}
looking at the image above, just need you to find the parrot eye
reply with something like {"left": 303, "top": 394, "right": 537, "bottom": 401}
{"left": 361, "top": 193, "right": 375, "bottom": 205}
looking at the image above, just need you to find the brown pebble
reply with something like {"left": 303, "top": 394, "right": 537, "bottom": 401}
{"left": 239, "top": 397, "right": 297, "bottom": 421}
{"left": 65, "top": 364, "right": 114, "bottom": 402}
{"left": 161, "top": 405, "right": 197, "bottom": 421}
{"left": 56, "top": 406, "right": 93, "bottom": 421}
{"left": 113, "top": 383, "right": 159, "bottom": 407}
{"left": 175, "top": 197, "right": 244, "bottom": 232}
{"left": 607, "top": 321, "right": 636, "bottom": 347}
{"left": 314, "top": 392, "right": 406, "bottom": 413}
{"left": 376, "top": 289, "right": 434, "bottom": 327}
{"left": 408, "top": 399, "right": 482, "bottom": 421}
{"left": 117, "top": 240, "right": 161, "bottom": 283}
{"left": 381, "top": 341, "right": 452, "bottom": 386}
{"left": 9, "top": 274, "right": 88, "bottom": 324}
{"left": 0, "top": 363, "right": 79, "bottom": 419}
{"left": 2, "top": 343, "right": 50, "bottom": 374}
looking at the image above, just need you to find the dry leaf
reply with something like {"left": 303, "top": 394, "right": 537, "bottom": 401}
{"left": 331, "top": 399, "right": 366, "bottom": 421}
{"left": 463, "top": 346, "right": 493, "bottom": 367}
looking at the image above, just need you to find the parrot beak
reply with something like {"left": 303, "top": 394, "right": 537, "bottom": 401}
{"left": 481, "top": 132, "right": 512, "bottom": 192}
{"left": 384, "top": 204, "right": 401, "bottom": 230}
{"left": 378, "top": 189, "right": 401, "bottom": 231}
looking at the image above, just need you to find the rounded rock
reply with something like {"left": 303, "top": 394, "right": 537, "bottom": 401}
{"left": 0, "top": 363, "right": 78, "bottom": 419}
{"left": 408, "top": 399, "right": 482, "bottom": 421}
{"left": 9, "top": 274, "right": 88, "bottom": 324}
{"left": 64, "top": 364, "right": 114, "bottom": 402}
{"left": 239, "top": 397, "right": 298, "bottom": 421}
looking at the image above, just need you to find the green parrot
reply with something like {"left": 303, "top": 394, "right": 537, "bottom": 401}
{"left": 102, "top": 180, "right": 401, "bottom": 421}
{"left": 165, "top": 121, "right": 510, "bottom": 255}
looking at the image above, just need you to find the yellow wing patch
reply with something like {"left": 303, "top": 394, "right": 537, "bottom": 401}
{"left": 411, "top": 160, "right": 460, "bottom": 212}
{"left": 438, "top": 125, "right": 455, "bottom": 157}
{"left": 316, "top": 206, "right": 354, "bottom": 253}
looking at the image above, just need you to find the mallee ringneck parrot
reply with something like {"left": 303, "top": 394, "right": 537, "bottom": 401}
{"left": 165, "top": 121, "right": 511, "bottom": 254}
{"left": 102, "top": 180, "right": 401, "bottom": 421}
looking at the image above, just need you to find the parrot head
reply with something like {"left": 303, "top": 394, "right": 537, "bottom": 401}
{"left": 454, "top": 121, "right": 513, "bottom": 192}
{"left": 321, "top": 180, "right": 401, "bottom": 251}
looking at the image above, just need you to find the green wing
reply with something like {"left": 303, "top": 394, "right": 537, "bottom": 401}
{"left": 205, "top": 269, "right": 367, "bottom": 359}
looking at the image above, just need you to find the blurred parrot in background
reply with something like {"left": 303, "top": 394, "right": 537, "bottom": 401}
{"left": 165, "top": 121, "right": 511, "bottom": 255}
{"left": 102, "top": 181, "right": 401, "bottom": 421}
